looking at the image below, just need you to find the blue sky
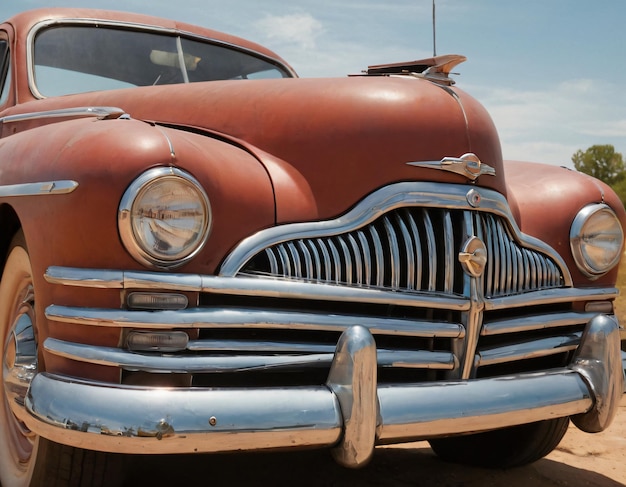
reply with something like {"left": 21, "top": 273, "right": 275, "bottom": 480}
{"left": 2, "top": 0, "right": 625, "bottom": 168}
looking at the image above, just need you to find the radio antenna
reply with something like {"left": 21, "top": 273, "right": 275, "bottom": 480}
{"left": 432, "top": 0, "right": 437, "bottom": 56}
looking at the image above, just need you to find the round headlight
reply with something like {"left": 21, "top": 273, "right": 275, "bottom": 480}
{"left": 570, "top": 203, "right": 624, "bottom": 279}
{"left": 119, "top": 167, "right": 211, "bottom": 269}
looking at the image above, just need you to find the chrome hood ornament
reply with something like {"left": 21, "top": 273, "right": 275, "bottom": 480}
{"left": 407, "top": 153, "right": 496, "bottom": 181}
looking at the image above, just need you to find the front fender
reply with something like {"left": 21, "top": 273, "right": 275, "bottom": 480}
{"left": 504, "top": 160, "right": 626, "bottom": 286}
{"left": 0, "top": 116, "right": 276, "bottom": 362}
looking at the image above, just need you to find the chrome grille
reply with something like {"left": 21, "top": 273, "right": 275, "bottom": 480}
{"left": 43, "top": 183, "right": 602, "bottom": 388}
{"left": 243, "top": 208, "right": 564, "bottom": 298}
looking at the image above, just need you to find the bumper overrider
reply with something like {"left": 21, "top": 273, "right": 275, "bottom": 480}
{"left": 12, "top": 313, "right": 624, "bottom": 468}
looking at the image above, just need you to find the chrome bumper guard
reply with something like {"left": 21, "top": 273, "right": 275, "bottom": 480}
{"left": 19, "top": 314, "right": 624, "bottom": 468}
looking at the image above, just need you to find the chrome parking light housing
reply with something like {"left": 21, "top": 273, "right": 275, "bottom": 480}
{"left": 570, "top": 203, "right": 624, "bottom": 279}
{"left": 118, "top": 167, "right": 211, "bottom": 269}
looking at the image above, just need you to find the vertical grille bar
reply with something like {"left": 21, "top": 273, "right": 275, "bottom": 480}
{"left": 356, "top": 231, "right": 372, "bottom": 286}
{"left": 287, "top": 242, "right": 302, "bottom": 279}
{"left": 347, "top": 234, "right": 363, "bottom": 286}
{"left": 369, "top": 226, "right": 385, "bottom": 287}
{"left": 383, "top": 216, "right": 401, "bottom": 289}
{"left": 327, "top": 239, "right": 342, "bottom": 284}
{"left": 337, "top": 236, "right": 353, "bottom": 285}
{"left": 304, "top": 240, "right": 321, "bottom": 281}
{"left": 443, "top": 211, "right": 454, "bottom": 293}
{"left": 422, "top": 209, "right": 437, "bottom": 292}
{"left": 395, "top": 212, "right": 415, "bottom": 290}
{"left": 405, "top": 211, "right": 423, "bottom": 291}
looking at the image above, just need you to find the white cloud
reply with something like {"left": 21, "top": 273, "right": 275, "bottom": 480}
{"left": 254, "top": 13, "right": 324, "bottom": 50}
{"left": 470, "top": 78, "right": 626, "bottom": 167}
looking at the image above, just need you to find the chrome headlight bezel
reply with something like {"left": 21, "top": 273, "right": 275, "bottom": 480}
{"left": 118, "top": 167, "right": 211, "bottom": 269}
{"left": 570, "top": 203, "right": 624, "bottom": 279}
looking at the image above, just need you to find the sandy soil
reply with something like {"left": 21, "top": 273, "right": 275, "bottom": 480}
{"left": 125, "top": 395, "right": 626, "bottom": 486}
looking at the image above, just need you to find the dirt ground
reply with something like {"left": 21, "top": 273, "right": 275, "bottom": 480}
{"left": 124, "top": 395, "right": 626, "bottom": 486}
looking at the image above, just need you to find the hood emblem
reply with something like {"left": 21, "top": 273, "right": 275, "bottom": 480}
{"left": 407, "top": 153, "right": 496, "bottom": 181}
{"left": 459, "top": 236, "right": 488, "bottom": 278}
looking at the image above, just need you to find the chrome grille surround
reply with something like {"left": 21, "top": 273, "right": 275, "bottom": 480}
{"left": 221, "top": 182, "right": 569, "bottom": 297}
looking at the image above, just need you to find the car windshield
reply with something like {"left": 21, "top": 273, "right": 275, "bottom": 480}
{"left": 33, "top": 25, "right": 292, "bottom": 97}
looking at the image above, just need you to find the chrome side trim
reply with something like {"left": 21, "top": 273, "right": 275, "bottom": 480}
{"left": 0, "top": 180, "right": 78, "bottom": 198}
{"left": 45, "top": 305, "right": 465, "bottom": 338}
{"left": 21, "top": 316, "right": 619, "bottom": 457}
{"left": 218, "top": 182, "right": 573, "bottom": 286}
{"left": 0, "top": 107, "right": 126, "bottom": 123}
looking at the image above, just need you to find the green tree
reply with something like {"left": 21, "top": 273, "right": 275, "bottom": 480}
{"left": 610, "top": 177, "right": 626, "bottom": 207}
{"left": 572, "top": 144, "right": 625, "bottom": 186}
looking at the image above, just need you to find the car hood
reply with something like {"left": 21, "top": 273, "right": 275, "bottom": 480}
{"left": 7, "top": 77, "right": 505, "bottom": 220}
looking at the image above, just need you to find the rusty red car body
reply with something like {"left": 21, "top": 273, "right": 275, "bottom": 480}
{"left": 0, "top": 8, "right": 624, "bottom": 487}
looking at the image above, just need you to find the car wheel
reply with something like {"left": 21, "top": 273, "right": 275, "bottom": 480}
{"left": 428, "top": 417, "right": 570, "bottom": 468}
{"left": 0, "top": 232, "right": 126, "bottom": 487}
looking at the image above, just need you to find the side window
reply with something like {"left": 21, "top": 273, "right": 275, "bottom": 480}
{"left": 0, "top": 39, "right": 9, "bottom": 106}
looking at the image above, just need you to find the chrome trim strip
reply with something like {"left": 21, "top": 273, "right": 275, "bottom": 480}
{"left": 19, "top": 318, "right": 619, "bottom": 457}
{"left": 45, "top": 267, "right": 472, "bottom": 311}
{"left": 187, "top": 339, "right": 336, "bottom": 353}
{"left": 475, "top": 333, "right": 582, "bottom": 367}
{"left": 0, "top": 107, "right": 126, "bottom": 124}
{"left": 484, "top": 287, "right": 619, "bottom": 311}
{"left": 45, "top": 305, "right": 465, "bottom": 338}
{"left": 218, "top": 183, "right": 573, "bottom": 287}
{"left": 45, "top": 337, "right": 458, "bottom": 372}
{"left": 45, "top": 337, "right": 333, "bottom": 372}
{"left": 44, "top": 266, "right": 617, "bottom": 312}
{"left": 0, "top": 180, "right": 78, "bottom": 198}
{"left": 483, "top": 311, "right": 599, "bottom": 336}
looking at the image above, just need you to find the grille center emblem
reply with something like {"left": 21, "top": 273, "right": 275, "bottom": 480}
{"left": 459, "top": 236, "right": 487, "bottom": 278}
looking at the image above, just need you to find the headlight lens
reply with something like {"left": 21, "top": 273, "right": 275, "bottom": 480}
{"left": 570, "top": 203, "right": 623, "bottom": 279}
{"left": 119, "top": 167, "right": 211, "bottom": 268}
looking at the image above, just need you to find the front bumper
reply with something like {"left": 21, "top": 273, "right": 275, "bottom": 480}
{"left": 17, "top": 314, "right": 624, "bottom": 468}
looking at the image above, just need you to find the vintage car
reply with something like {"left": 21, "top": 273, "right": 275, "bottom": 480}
{"left": 0, "top": 7, "right": 625, "bottom": 487}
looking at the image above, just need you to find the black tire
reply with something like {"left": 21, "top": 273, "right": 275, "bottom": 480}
{"left": 0, "top": 232, "right": 127, "bottom": 487}
{"left": 428, "top": 417, "right": 570, "bottom": 469}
